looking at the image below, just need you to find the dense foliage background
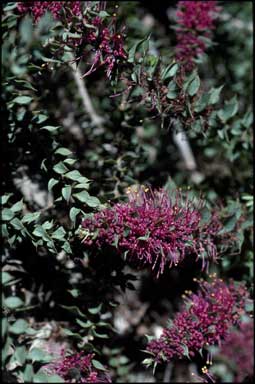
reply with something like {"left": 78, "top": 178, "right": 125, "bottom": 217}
{"left": 1, "top": 1, "right": 253, "bottom": 383}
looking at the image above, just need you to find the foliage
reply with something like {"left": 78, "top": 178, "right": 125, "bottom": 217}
{"left": 1, "top": 1, "right": 253, "bottom": 383}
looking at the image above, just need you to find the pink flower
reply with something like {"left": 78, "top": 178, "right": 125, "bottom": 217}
{"left": 146, "top": 276, "right": 250, "bottom": 363}
{"left": 48, "top": 352, "right": 111, "bottom": 383}
{"left": 175, "top": 1, "right": 219, "bottom": 71}
{"left": 17, "top": 1, "right": 81, "bottom": 22}
{"left": 81, "top": 187, "right": 222, "bottom": 277}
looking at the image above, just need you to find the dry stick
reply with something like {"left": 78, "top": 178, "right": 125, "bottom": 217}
{"left": 173, "top": 130, "right": 204, "bottom": 184}
{"left": 163, "top": 362, "right": 173, "bottom": 383}
{"left": 69, "top": 62, "right": 104, "bottom": 131}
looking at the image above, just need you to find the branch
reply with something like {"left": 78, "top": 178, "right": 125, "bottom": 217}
{"left": 70, "top": 63, "right": 104, "bottom": 130}
{"left": 173, "top": 130, "right": 204, "bottom": 184}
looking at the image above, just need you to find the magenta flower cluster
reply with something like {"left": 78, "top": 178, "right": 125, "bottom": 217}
{"left": 49, "top": 352, "right": 111, "bottom": 383}
{"left": 81, "top": 187, "right": 222, "bottom": 277}
{"left": 175, "top": 1, "right": 219, "bottom": 71}
{"left": 78, "top": 16, "right": 127, "bottom": 78}
{"left": 17, "top": 1, "right": 81, "bottom": 22}
{"left": 146, "top": 276, "right": 250, "bottom": 363}
{"left": 17, "top": 2, "right": 127, "bottom": 79}
{"left": 220, "top": 321, "right": 254, "bottom": 382}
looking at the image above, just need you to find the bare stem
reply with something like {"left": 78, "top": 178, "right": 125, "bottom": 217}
{"left": 173, "top": 130, "right": 204, "bottom": 184}
{"left": 70, "top": 62, "right": 104, "bottom": 130}
{"left": 163, "top": 363, "right": 173, "bottom": 383}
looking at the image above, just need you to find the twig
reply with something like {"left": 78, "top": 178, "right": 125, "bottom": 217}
{"left": 163, "top": 363, "right": 173, "bottom": 382}
{"left": 70, "top": 62, "right": 104, "bottom": 130}
{"left": 173, "top": 130, "right": 204, "bottom": 184}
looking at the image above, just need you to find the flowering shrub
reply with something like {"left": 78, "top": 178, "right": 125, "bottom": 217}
{"left": 175, "top": 1, "right": 219, "bottom": 71}
{"left": 46, "top": 352, "right": 111, "bottom": 383}
{"left": 81, "top": 187, "right": 223, "bottom": 276}
{"left": 17, "top": 1, "right": 127, "bottom": 78}
{"left": 2, "top": 1, "right": 253, "bottom": 383}
{"left": 145, "top": 275, "right": 251, "bottom": 363}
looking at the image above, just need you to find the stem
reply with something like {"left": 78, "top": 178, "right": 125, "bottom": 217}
{"left": 70, "top": 62, "right": 104, "bottom": 130}
{"left": 173, "top": 130, "right": 204, "bottom": 184}
{"left": 163, "top": 363, "right": 172, "bottom": 382}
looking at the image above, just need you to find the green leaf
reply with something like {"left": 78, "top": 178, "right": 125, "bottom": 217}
{"left": 23, "top": 364, "right": 34, "bottom": 382}
{"left": 1, "top": 194, "right": 12, "bottom": 205}
{"left": 53, "top": 162, "right": 68, "bottom": 174}
{"left": 28, "top": 348, "right": 51, "bottom": 363}
{"left": 200, "top": 207, "right": 211, "bottom": 224}
{"left": 138, "top": 232, "right": 150, "bottom": 241}
{"left": 22, "top": 212, "right": 41, "bottom": 224}
{"left": 10, "top": 217, "right": 26, "bottom": 231}
{"left": 219, "top": 215, "right": 237, "bottom": 234}
{"left": 32, "top": 225, "right": 52, "bottom": 242}
{"left": 208, "top": 85, "right": 224, "bottom": 104}
{"left": 41, "top": 125, "right": 60, "bottom": 133}
{"left": 62, "top": 328, "right": 83, "bottom": 339}
{"left": 3, "top": 3, "right": 17, "bottom": 11}
{"left": 33, "top": 373, "right": 50, "bottom": 383}
{"left": 48, "top": 178, "right": 58, "bottom": 191}
{"left": 65, "top": 170, "right": 84, "bottom": 181}
{"left": 76, "top": 318, "right": 93, "bottom": 328}
{"left": 55, "top": 147, "right": 73, "bottom": 156}
{"left": 180, "top": 343, "right": 191, "bottom": 360}
{"left": 92, "top": 329, "right": 109, "bottom": 339}
{"left": 98, "top": 10, "right": 110, "bottom": 17}
{"left": 162, "top": 63, "right": 179, "bottom": 80}
{"left": 166, "top": 90, "right": 178, "bottom": 99}
{"left": 52, "top": 226, "right": 66, "bottom": 240}
{"left": 68, "top": 289, "right": 80, "bottom": 298}
{"left": 4, "top": 296, "right": 24, "bottom": 309}
{"left": 218, "top": 97, "right": 239, "bottom": 122}
{"left": 92, "top": 359, "right": 106, "bottom": 371}
{"left": 128, "top": 34, "right": 151, "bottom": 63}
{"left": 11, "top": 200, "right": 23, "bottom": 212}
{"left": 9, "top": 319, "right": 29, "bottom": 334}
{"left": 62, "top": 241, "right": 72, "bottom": 254}
{"left": 88, "top": 303, "right": 102, "bottom": 315}
{"left": 69, "top": 207, "right": 80, "bottom": 224}
{"left": 63, "top": 158, "right": 76, "bottom": 165}
{"left": 142, "top": 358, "right": 153, "bottom": 367}
{"left": 60, "top": 305, "right": 87, "bottom": 318}
{"left": 62, "top": 185, "right": 72, "bottom": 202}
{"left": 13, "top": 95, "right": 32, "bottom": 104}
{"left": 46, "top": 375, "right": 64, "bottom": 383}
{"left": 187, "top": 75, "right": 200, "bottom": 96}
{"left": 2, "top": 208, "right": 14, "bottom": 221}
{"left": 74, "top": 191, "right": 100, "bottom": 207}
{"left": 245, "top": 300, "right": 253, "bottom": 312}
{"left": 2, "top": 272, "right": 14, "bottom": 285}
{"left": 19, "top": 15, "right": 33, "bottom": 45}
{"left": 37, "top": 114, "right": 48, "bottom": 124}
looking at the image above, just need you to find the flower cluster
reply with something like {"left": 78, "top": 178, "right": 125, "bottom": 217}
{"left": 47, "top": 352, "right": 111, "bottom": 383}
{"left": 81, "top": 187, "right": 222, "bottom": 277}
{"left": 146, "top": 275, "right": 250, "bottom": 363}
{"left": 17, "top": 2, "right": 127, "bottom": 79}
{"left": 220, "top": 321, "right": 254, "bottom": 382}
{"left": 17, "top": 1, "right": 81, "bottom": 22}
{"left": 77, "top": 15, "right": 127, "bottom": 78}
{"left": 175, "top": 1, "right": 219, "bottom": 71}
